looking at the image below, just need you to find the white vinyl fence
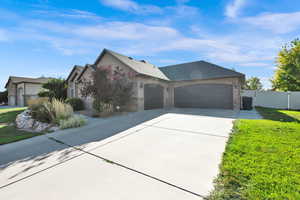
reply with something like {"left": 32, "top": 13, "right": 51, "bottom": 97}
{"left": 242, "top": 90, "right": 300, "bottom": 110}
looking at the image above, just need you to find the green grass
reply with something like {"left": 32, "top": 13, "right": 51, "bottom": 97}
{"left": 209, "top": 108, "right": 300, "bottom": 200}
{"left": 0, "top": 107, "right": 42, "bottom": 145}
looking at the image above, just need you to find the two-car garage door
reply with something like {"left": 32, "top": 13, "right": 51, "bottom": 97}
{"left": 174, "top": 84, "right": 233, "bottom": 109}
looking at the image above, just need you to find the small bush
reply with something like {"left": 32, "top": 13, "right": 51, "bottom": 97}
{"left": 29, "top": 98, "right": 73, "bottom": 124}
{"left": 51, "top": 99, "right": 73, "bottom": 122}
{"left": 66, "top": 98, "right": 84, "bottom": 111}
{"left": 93, "top": 100, "right": 113, "bottom": 113}
{"left": 59, "top": 115, "right": 87, "bottom": 129}
{"left": 29, "top": 98, "right": 51, "bottom": 123}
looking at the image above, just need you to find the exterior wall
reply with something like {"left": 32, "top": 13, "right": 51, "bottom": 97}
{"left": 7, "top": 82, "right": 43, "bottom": 106}
{"left": 242, "top": 90, "right": 300, "bottom": 110}
{"left": 67, "top": 68, "right": 82, "bottom": 99}
{"left": 23, "top": 83, "right": 44, "bottom": 106}
{"left": 7, "top": 82, "right": 16, "bottom": 106}
{"left": 170, "top": 77, "right": 242, "bottom": 110}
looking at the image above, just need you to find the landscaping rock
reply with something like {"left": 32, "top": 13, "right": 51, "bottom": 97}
{"left": 33, "top": 121, "right": 51, "bottom": 132}
{"left": 48, "top": 126, "right": 60, "bottom": 132}
{"left": 15, "top": 109, "right": 59, "bottom": 132}
{"left": 16, "top": 110, "right": 35, "bottom": 129}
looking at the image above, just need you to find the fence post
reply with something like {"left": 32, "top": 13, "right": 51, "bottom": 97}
{"left": 288, "top": 91, "right": 291, "bottom": 110}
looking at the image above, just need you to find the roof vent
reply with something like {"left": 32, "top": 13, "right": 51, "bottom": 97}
{"left": 128, "top": 57, "right": 133, "bottom": 60}
{"left": 140, "top": 60, "right": 146, "bottom": 63}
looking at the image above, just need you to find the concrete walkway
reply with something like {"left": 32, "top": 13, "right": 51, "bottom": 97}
{"left": 0, "top": 109, "right": 259, "bottom": 199}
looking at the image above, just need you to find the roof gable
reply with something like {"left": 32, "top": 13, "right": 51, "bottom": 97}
{"left": 5, "top": 76, "right": 50, "bottom": 88}
{"left": 159, "top": 61, "right": 245, "bottom": 81}
{"left": 94, "top": 49, "right": 169, "bottom": 81}
{"left": 66, "top": 65, "right": 84, "bottom": 82}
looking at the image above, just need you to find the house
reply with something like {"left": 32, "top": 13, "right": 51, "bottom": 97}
{"left": 67, "top": 49, "right": 245, "bottom": 111}
{"left": 5, "top": 76, "right": 50, "bottom": 106}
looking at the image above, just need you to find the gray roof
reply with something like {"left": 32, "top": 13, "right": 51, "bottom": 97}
{"left": 159, "top": 61, "right": 245, "bottom": 81}
{"left": 5, "top": 76, "right": 50, "bottom": 88}
{"left": 95, "top": 49, "right": 170, "bottom": 81}
{"left": 66, "top": 65, "right": 84, "bottom": 82}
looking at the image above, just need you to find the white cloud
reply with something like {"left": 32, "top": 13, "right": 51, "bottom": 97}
{"left": 100, "top": 0, "right": 162, "bottom": 14}
{"left": 34, "top": 9, "right": 102, "bottom": 20}
{"left": 74, "top": 22, "right": 179, "bottom": 40}
{"left": 225, "top": 0, "right": 246, "bottom": 18}
{"left": 243, "top": 11, "right": 300, "bottom": 34}
{"left": 239, "top": 62, "right": 271, "bottom": 67}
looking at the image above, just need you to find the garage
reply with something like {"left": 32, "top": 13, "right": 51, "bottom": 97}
{"left": 144, "top": 84, "right": 164, "bottom": 110}
{"left": 174, "top": 84, "right": 233, "bottom": 109}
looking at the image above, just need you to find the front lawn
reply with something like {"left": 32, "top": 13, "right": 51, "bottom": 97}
{"left": 209, "top": 107, "right": 300, "bottom": 200}
{"left": 0, "top": 107, "right": 42, "bottom": 145}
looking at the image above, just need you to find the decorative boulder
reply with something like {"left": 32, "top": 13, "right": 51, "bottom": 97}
{"left": 33, "top": 121, "right": 51, "bottom": 132}
{"left": 15, "top": 110, "right": 60, "bottom": 132}
{"left": 16, "top": 110, "right": 35, "bottom": 130}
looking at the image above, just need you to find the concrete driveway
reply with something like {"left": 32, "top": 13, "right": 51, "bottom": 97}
{"left": 0, "top": 109, "right": 239, "bottom": 200}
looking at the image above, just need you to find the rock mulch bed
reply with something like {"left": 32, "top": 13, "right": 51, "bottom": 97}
{"left": 16, "top": 110, "right": 60, "bottom": 132}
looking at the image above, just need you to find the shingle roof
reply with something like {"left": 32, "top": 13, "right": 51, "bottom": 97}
{"left": 76, "top": 64, "right": 95, "bottom": 81}
{"left": 5, "top": 76, "right": 50, "bottom": 88}
{"left": 95, "top": 49, "right": 170, "bottom": 81}
{"left": 66, "top": 65, "right": 84, "bottom": 82}
{"left": 159, "top": 61, "right": 245, "bottom": 81}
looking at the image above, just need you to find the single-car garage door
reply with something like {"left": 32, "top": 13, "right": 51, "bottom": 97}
{"left": 144, "top": 84, "right": 164, "bottom": 110}
{"left": 174, "top": 84, "right": 233, "bottom": 109}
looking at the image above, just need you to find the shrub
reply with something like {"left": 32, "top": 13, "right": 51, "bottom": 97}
{"left": 30, "top": 103, "right": 52, "bottom": 123}
{"left": 29, "top": 98, "right": 51, "bottom": 123}
{"left": 38, "top": 78, "right": 67, "bottom": 100}
{"left": 59, "top": 115, "right": 87, "bottom": 129}
{"left": 0, "top": 90, "right": 8, "bottom": 104}
{"left": 29, "top": 98, "right": 73, "bottom": 124}
{"left": 93, "top": 100, "right": 113, "bottom": 113}
{"left": 66, "top": 98, "right": 84, "bottom": 111}
{"left": 51, "top": 99, "right": 73, "bottom": 123}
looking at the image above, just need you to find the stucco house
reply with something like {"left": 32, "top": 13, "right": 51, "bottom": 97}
{"left": 5, "top": 76, "right": 50, "bottom": 106}
{"left": 67, "top": 49, "right": 245, "bottom": 111}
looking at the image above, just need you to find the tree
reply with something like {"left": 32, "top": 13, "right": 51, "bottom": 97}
{"left": 272, "top": 39, "right": 300, "bottom": 91}
{"left": 0, "top": 90, "right": 8, "bottom": 104}
{"left": 38, "top": 78, "right": 67, "bottom": 100}
{"left": 243, "top": 77, "right": 263, "bottom": 90}
{"left": 81, "top": 66, "right": 134, "bottom": 112}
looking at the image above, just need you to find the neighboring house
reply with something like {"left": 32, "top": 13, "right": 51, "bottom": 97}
{"left": 5, "top": 76, "right": 50, "bottom": 106}
{"left": 67, "top": 49, "right": 245, "bottom": 111}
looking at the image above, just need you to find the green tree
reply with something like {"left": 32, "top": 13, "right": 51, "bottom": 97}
{"left": 81, "top": 66, "right": 133, "bottom": 112}
{"left": 272, "top": 39, "right": 300, "bottom": 91}
{"left": 38, "top": 78, "right": 67, "bottom": 100}
{"left": 0, "top": 90, "right": 8, "bottom": 104}
{"left": 244, "top": 77, "right": 263, "bottom": 90}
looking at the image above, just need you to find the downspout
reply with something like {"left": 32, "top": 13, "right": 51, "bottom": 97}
{"left": 24, "top": 82, "right": 26, "bottom": 106}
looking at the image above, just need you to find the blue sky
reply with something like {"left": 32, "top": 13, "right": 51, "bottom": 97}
{"left": 0, "top": 0, "right": 299, "bottom": 90}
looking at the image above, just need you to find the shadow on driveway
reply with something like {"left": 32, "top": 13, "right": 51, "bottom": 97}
{"left": 0, "top": 108, "right": 238, "bottom": 188}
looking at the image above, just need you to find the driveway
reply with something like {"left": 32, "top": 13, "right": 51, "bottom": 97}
{"left": 0, "top": 109, "right": 241, "bottom": 199}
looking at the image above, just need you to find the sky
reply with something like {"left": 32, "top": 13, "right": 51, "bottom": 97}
{"left": 0, "top": 0, "right": 300, "bottom": 90}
